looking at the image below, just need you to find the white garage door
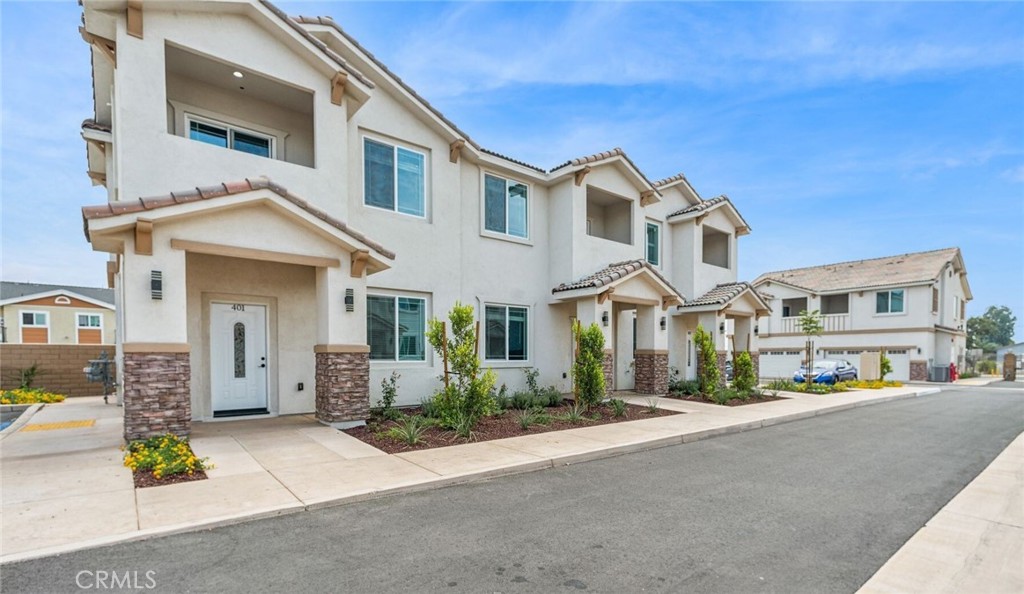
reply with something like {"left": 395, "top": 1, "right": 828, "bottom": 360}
{"left": 759, "top": 350, "right": 805, "bottom": 380}
{"left": 886, "top": 349, "right": 910, "bottom": 382}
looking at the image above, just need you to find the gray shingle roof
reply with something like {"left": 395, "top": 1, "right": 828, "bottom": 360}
{"left": 552, "top": 260, "right": 684, "bottom": 299}
{"left": 1, "top": 282, "right": 114, "bottom": 305}
{"left": 81, "top": 177, "right": 395, "bottom": 260}
{"left": 753, "top": 248, "right": 962, "bottom": 293}
{"left": 681, "top": 282, "right": 754, "bottom": 308}
{"left": 81, "top": 118, "right": 110, "bottom": 133}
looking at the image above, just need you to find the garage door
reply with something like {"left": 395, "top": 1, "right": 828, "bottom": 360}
{"left": 759, "top": 350, "right": 804, "bottom": 380}
{"left": 886, "top": 349, "right": 910, "bottom": 382}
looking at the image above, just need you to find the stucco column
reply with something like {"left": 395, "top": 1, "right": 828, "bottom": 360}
{"left": 634, "top": 305, "right": 669, "bottom": 395}
{"left": 120, "top": 238, "right": 192, "bottom": 440}
{"left": 314, "top": 265, "right": 369, "bottom": 428}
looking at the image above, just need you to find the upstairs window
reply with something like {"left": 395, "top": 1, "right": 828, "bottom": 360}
{"left": 187, "top": 115, "right": 273, "bottom": 158}
{"left": 77, "top": 314, "right": 101, "bottom": 328}
{"left": 646, "top": 222, "right": 661, "bottom": 266}
{"left": 364, "top": 138, "right": 425, "bottom": 217}
{"left": 932, "top": 287, "right": 940, "bottom": 313}
{"left": 367, "top": 294, "right": 426, "bottom": 362}
{"left": 21, "top": 312, "right": 47, "bottom": 327}
{"left": 876, "top": 289, "right": 905, "bottom": 314}
{"left": 484, "top": 174, "right": 528, "bottom": 239}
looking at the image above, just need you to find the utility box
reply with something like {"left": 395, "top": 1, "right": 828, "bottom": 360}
{"left": 928, "top": 365, "right": 951, "bottom": 383}
{"left": 860, "top": 351, "right": 881, "bottom": 381}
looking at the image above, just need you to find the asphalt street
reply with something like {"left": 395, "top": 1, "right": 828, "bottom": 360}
{"left": 3, "top": 385, "right": 1021, "bottom": 594}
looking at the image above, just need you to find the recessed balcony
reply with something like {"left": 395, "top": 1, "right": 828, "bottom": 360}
{"left": 586, "top": 187, "right": 632, "bottom": 245}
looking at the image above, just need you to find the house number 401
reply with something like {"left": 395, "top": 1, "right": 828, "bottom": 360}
{"left": 231, "top": 304, "right": 245, "bottom": 312}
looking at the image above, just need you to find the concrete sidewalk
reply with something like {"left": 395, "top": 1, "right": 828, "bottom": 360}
{"left": 1, "top": 385, "right": 939, "bottom": 563}
{"left": 858, "top": 431, "right": 1023, "bottom": 594}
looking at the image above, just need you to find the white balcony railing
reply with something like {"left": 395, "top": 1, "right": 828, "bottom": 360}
{"left": 775, "top": 314, "right": 850, "bottom": 334}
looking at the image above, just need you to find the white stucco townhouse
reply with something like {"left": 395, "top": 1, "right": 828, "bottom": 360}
{"left": 752, "top": 248, "right": 972, "bottom": 382}
{"left": 78, "top": 0, "right": 769, "bottom": 440}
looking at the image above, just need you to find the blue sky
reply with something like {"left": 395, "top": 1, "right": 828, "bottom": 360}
{"left": 2, "top": 1, "right": 1022, "bottom": 338}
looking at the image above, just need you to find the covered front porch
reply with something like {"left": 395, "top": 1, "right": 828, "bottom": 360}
{"left": 82, "top": 178, "right": 394, "bottom": 439}
{"left": 552, "top": 260, "right": 685, "bottom": 395}
{"left": 671, "top": 282, "right": 771, "bottom": 381}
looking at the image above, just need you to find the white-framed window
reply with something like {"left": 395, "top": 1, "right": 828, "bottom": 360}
{"left": 953, "top": 296, "right": 961, "bottom": 320}
{"left": 77, "top": 313, "right": 102, "bottom": 329}
{"left": 483, "top": 173, "right": 528, "bottom": 239}
{"left": 876, "top": 289, "right": 905, "bottom": 314}
{"left": 185, "top": 114, "right": 274, "bottom": 159}
{"left": 363, "top": 137, "right": 426, "bottom": 217}
{"left": 645, "top": 221, "right": 661, "bottom": 266}
{"left": 366, "top": 294, "right": 427, "bottom": 361}
{"left": 484, "top": 304, "right": 529, "bottom": 361}
{"left": 21, "top": 311, "right": 48, "bottom": 328}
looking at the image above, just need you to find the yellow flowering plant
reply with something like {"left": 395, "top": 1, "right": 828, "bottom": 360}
{"left": 123, "top": 433, "right": 209, "bottom": 479}
{"left": 0, "top": 388, "right": 66, "bottom": 405}
{"left": 839, "top": 379, "right": 904, "bottom": 389}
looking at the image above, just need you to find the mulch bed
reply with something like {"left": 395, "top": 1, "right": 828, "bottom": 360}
{"left": 132, "top": 469, "right": 208, "bottom": 489}
{"left": 345, "top": 402, "right": 680, "bottom": 454}
{"left": 668, "top": 393, "right": 788, "bottom": 407}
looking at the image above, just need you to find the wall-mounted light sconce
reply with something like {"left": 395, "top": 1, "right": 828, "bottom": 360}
{"left": 344, "top": 288, "right": 355, "bottom": 312}
{"left": 917, "top": 347, "right": 922, "bottom": 355}
{"left": 753, "top": 325, "right": 759, "bottom": 336}
{"left": 660, "top": 316, "right": 667, "bottom": 330}
{"left": 601, "top": 311, "right": 609, "bottom": 327}
{"left": 719, "top": 322, "right": 725, "bottom": 334}
{"left": 150, "top": 270, "right": 163, "bottom": 300}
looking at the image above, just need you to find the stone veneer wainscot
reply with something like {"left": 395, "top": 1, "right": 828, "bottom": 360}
{"left": 634, "top": 350, "right": 669, "bottom": 395}
{"left": 314, "top": 347, "right": 370, "bottom": 425}
{"left": 122, "top": 351, "right": 191, "bottom": 440}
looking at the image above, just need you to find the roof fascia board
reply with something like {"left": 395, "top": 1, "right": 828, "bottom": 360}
{"left": 0, "top": 289, "right": 114, "bottom": 309}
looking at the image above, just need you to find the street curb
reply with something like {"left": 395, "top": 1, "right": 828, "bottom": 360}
{"left": 0, "top": 386, "right": 939, "bottom": 565}
{"left": 0, "top": 404, "right": 43, "bottom": 442}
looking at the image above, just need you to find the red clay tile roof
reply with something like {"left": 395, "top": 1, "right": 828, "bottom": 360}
{"left": 753, "top": 248, "right": 962, "bottom": 293}
{"left": 258, "top": 2, "right": 374, "bottom": 89}
{"left": 81, "top": 177, "right": 395, "bottom": 259}
{"left": 553, "top": 259, "right": 685, "bottom": 299}
{"left": 81, "top": 118, "right": 111, "bottom": 133}
{"left": 549, "top": 148, "right": 660, "bottom": 192}
{"left": 680, "top": 282, "right": 767, "bottom": 309}
{"left": 653, "top": 172, "right": 689, "bottom": 187}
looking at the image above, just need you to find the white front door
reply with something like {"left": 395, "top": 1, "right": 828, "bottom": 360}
{"left": 210, "top": 303, "right": 268, "bottom": 416}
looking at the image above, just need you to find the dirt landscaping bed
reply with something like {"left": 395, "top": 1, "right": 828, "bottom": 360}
{"left": 132, "top": 469, "right": 208, "bottom": 489}
{"left": 345, "top": 402, "right": 681, "bottom": 454}
{"left": 668, "top": 393, "right": 788, "bottom": 407}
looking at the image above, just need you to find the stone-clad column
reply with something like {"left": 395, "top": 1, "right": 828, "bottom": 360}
{"left": 910, "top": 360, "right": 928, "bottom": 382}
{"left": 122, "top": 347, "right": 191, "bottom": 440}
{"left": 602, "top": 349, "right": 614, "bottom": 391}
{"left": 314, "top": 345, "right": 370, "bottom": 427}
{"left": 716, "top": 350, "right": 729, "bottom": 387}
{"left": 634, "top": 350, "right": 669, "bottom": 394}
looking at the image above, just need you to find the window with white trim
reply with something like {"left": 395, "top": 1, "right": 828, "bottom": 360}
{"left": 484, "top": 304, "right": 528, "bottom": 361}
{"left": 77, "top": 314, "right": 102, "bottom": 329}
{"left": 645, "top": 221, "right": 661, "bottom": 266}
{"left": 363, "top": 138, "right": 425, "bottom": 217}
{"left": 186, "top": 115, "right": 273, "bottom": 158}
{"left": 21, "top": 311, "right": 47, "bottom": 327}
{"left": 483, "top": 174, "right": 528, "bottom": 239}
{"left": 876, "top": 289, "right": 905, "bottom": 314}
{"left": 366, "top": 295, "right": 426, "bottom": 361}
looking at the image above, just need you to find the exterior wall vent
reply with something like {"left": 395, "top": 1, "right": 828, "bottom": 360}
{"left": 151, "top": 270, "right": 163, "bottom": 300}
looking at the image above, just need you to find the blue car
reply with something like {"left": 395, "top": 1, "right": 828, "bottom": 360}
{"left": 794, "top": 359, "right": 858, "bottom": 385}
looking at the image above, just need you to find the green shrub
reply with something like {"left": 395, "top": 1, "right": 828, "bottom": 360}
{"left": 977, "top": 360, "right": 997, "bottom": 374}
{"left": 540, "top": 386, "right": 564, "bottom": 407}
{"left": 880, "top": 351, "right": 893, "bottom": 380}
{"left": 573, "top": 322, "right": 606, "bottom": 408}
{"left": 766, "top": 378, "right": 797, "bottom": 393}
{"left": 517, "top": 407, "right": 551, "bottom": 430}
{"left": 426, "top": 302, "right": 498, "bottom": 429}
{"left": 386, "top": 415, "right": 433, "bottom": 445}
{"left": 609, "top": 398, "right": 627, "bottom": 417}
{"left": 560, "top": 401, "right": 590, "bottom": 424}
{"left": 669, "top": 378, "right": 701, "bottom": 396}
{"left": 492, "top": 384, "right": 511, "bottom": 411}
{"left": 373, "top": 371, "right": 403, "bottom": 421}
{"left": 693, "top": 325, "right": 720, "bottom": 396}
{"left": 733, "top": 351, "right": 757, "bottom": 393}
{"left": 645, "top": 397, "right": 660, "bottom": 414}
{"left": 712, "top": 387, "right": 741, "bottom": 405}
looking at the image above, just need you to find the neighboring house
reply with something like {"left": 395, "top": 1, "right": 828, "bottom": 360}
{"left": 995, "top": 343, "right": 1024, "bottom": 374}
{"left": 0, "top": 282, "right": 116, "bottom": 397}
{"left": 78, "top": 0, "right": 767, "bottom": 439}
{"left": 752, "top": 248, "right": 972, "bottom": 382}
{"left": 0, "top": 282, "right": 115, "bottom": 345}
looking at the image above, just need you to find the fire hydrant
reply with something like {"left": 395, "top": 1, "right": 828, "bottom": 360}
{"left": 949, "top": 362, "right": 958, "bottom": 382}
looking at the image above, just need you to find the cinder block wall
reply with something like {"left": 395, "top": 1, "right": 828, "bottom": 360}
{"left": 0, "top": 344, "right": 116, "bottom": 397}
